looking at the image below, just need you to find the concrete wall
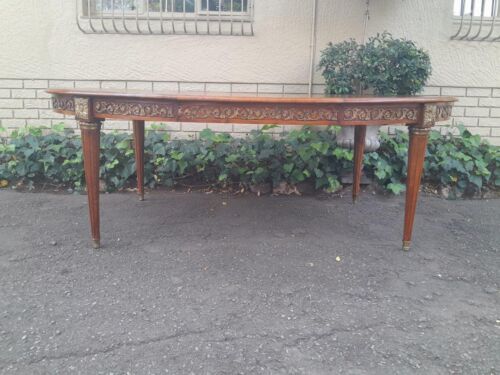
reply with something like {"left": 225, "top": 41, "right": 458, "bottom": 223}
{"left": 0, "top": 0, "right": 499, "bottom": 144}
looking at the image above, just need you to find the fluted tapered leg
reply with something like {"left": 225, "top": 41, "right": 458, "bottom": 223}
{"left": 352, "top": 125, "right": 367, "bottom": 203}
{"left": 80, "top": 121, "right": 102, "bottom": 249}
{"left": 133, "top": 120, "right": 145, "bottom": 201}
{"left": 403, "top": 126, "right": 429, "bottom": 251}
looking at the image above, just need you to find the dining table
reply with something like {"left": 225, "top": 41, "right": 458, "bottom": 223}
{"left": 47, "top": 88, "right": 456, "bottom": 251}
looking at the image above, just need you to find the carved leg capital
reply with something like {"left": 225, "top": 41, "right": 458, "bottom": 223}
{"left": 408, "top": 125, "right": 431, "bottom": 136}
{"left": 79, "top": 120, "right": 102, "bottom": 131}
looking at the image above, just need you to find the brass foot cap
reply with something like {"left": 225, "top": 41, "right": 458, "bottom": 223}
{"left": 92, "top": 239, "right": 101, "bottom": 249}
{"left": 402, "top": 241, "right": 411, "bottom": 251}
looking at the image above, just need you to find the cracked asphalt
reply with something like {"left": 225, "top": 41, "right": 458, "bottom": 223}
{"left": 0, "top": 189, "right": 499, "bottom": 374}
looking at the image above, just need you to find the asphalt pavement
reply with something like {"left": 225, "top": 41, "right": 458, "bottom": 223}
{"left": 0, "top": 189, "right": 499, "bottom": 374}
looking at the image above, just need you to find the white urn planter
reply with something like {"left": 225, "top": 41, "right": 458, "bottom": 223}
{"left": 336, "top": 125, "right": 381, "bottom": 152}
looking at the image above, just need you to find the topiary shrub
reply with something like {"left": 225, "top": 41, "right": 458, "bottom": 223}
{"left": 360, "top": 32, "right": 432, "bottom": 96}
{"left": 319, "top": 32, "right": 432, "bottom": 96}
{"left": 318, "top": 39, "right": 363, "bottom": 95}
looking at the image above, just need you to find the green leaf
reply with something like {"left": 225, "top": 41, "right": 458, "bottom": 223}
{"left": 116, "top": 139, "right": 131, "bottom": 150}
{"left": 332, "top": 148, "right": 353, "bottom": 161}
{"left": 387, "top": 182, "right": 406, "bottom": 195}
{"left": 52, "top": 123, "right": 66, "bottom": 133}
{"left": 326, "top": 176, "right": 341, "bottom": 193}
{"left": 199, "top": 128, "right": 215, "bottom": 141}
{"left": 261, "top": 125, "right": 279, "bottom": 131}
{"left": 283, "top": 163, "right": 294, "bottom": 174}
{"left": 291, "top": 169, "right": 305, "bottom": 182}
{"left": 311, "top": 142, "right": 329, "bottom": 155}
{"left": 105, "top": 159, "right": 120, "bottom": 169}
{"left": 170, "top": 151, "right": 184, "bottom": 161}
{"left": 298, "top": 148, "right": 313, "bottom": 162}
{"left": 375, "top": 169, "right": 387, "bottom": 180}
{"left": 469, "top": 175, "right": 482, "bottom": 189}
{"left": 226, "top": 154, "right": 239, "bottom": 163}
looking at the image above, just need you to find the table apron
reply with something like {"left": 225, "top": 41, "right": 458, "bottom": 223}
{"left": 51, "top": 95, "right": 442, "bottom": 126}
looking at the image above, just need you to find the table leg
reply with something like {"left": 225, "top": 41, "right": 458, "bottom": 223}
{"left": 403, "top": 126, "right": 429, "bottom": 251}
{"left": 80, "top": 121, "right": 102, "bottom": 249}
{"left": 352, "top": 125, "right": 367, "bottom": 203}
{"left": 133, "top": 120, "right": 145, "bottom": 201}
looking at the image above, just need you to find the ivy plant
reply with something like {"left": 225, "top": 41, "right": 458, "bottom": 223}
{"left": 0, "top": 124, "right": 498, "bottom": 198}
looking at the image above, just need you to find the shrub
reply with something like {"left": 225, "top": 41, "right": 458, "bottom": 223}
{"left": 0, "top": 124, "right": 498, "bottom": 198}
{"left": 360, "top": 32, "right": 432, "bottom": 96}
{"left": 318, "top": 39, "right": 363, "bottom": 95}
{"left": 319, "top": 32, "right": 432, "bottom": 96}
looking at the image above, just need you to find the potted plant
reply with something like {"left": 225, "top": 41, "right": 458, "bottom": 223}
{"left": 319, "top": 32, "right": 432, "bottom": 152}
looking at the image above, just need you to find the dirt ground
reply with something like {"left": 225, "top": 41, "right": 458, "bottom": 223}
{"left": 0, "top": 189, "right": 499, "bottom": 374}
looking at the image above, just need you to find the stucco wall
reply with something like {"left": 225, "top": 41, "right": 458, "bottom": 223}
{"left": 0, "top": 0, "right": 366, "bottom": 83}
{"left": 1, "top": 0, "right": 498, "bottom": 86}
{"left": 0, "top": 0, "right": 499, "bottom": 144}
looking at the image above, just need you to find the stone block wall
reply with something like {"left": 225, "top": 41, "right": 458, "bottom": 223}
{"left": 0, "top": 79, "right": 499, "bottom": 145}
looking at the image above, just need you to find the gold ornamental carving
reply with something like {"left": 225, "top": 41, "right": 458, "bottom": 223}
{"left": 435, "top": 104, "right": 453, "bottom": 122}
{"left": 75, "top": 97, "right": 91, "bottom": 120}
{"left": 52, "top": 96, "right": 75, "bottom": 112}
{"left": 178, "top": 104, "right": 339, "bottom": 122}
{"left": 343, "top": 107, "right": 418, "bottom": 122}
{"left": 93, "top": 100, "right": 177, "bottom": 118}
{"left": 422, "top": 104, "right": 437, "bottom": 128}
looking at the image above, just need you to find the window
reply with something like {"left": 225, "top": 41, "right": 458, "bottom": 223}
{"left": 94, "top": 0, "right": 248, "bottom": 13}
{"left": 200, "top": 0, "right": 248, "bottom": 12}
{"left": 451, "top": 0, "right": 500, "bottom": 41}
{"left": 453, "top": 0, "right": 499, "bottom": 17}
{"left": 78, "top": 0, "right": 254, "bottom": 35}
{"left": 150, "top": 0, "right": 196, "bottom": 13}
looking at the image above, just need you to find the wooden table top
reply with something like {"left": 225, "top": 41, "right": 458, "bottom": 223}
{"left": 47, "top": 89, "right": 457, "bottom": 105}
